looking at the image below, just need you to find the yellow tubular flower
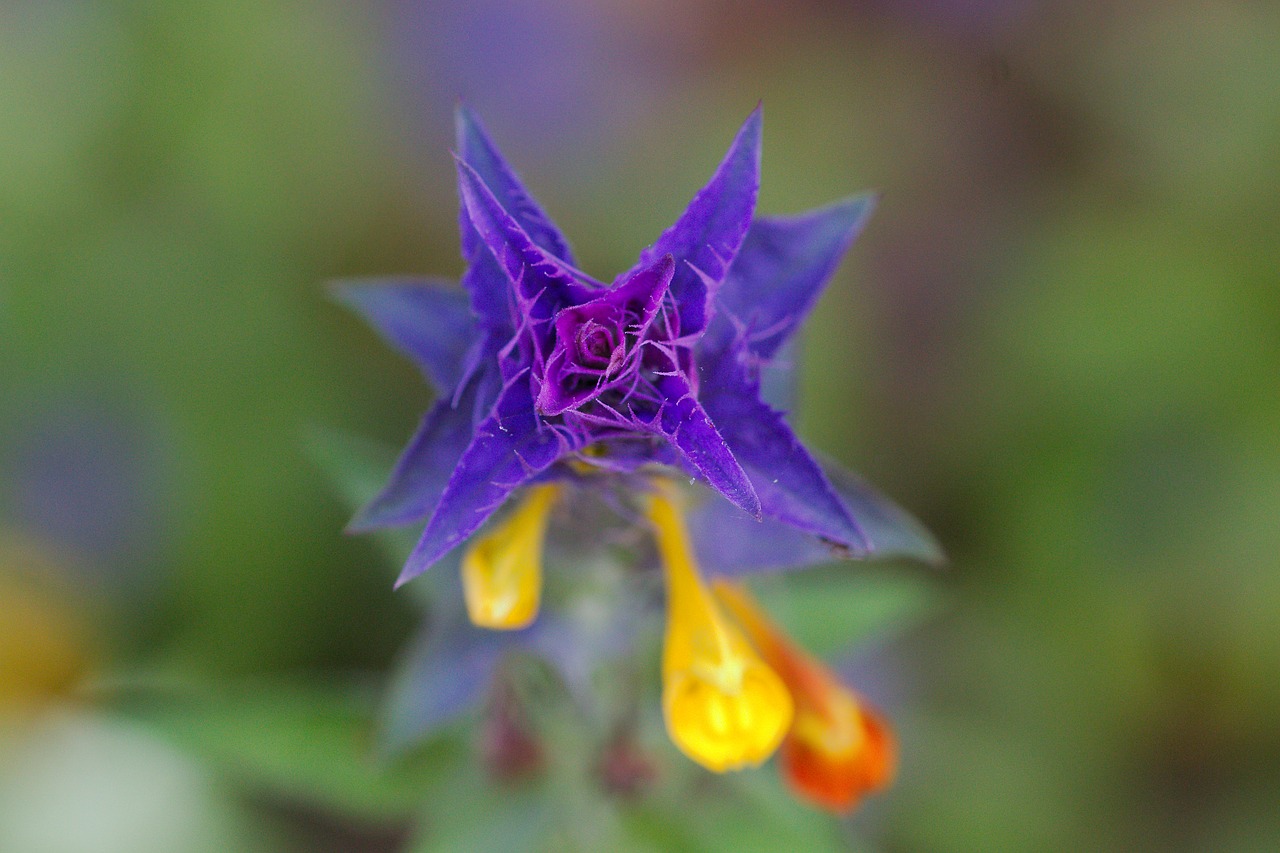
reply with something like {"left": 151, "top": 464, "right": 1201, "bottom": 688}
{"left": 713, "top": 579, "right": 897, "bottom": 813}
{"left": 461, "top": 484, "right": 560, "bottom": 630}
{"left": 645, "top": 484, "right": 793, "bottom": 772}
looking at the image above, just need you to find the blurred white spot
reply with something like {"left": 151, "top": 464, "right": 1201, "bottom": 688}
{"left": 0, "top": 711, "right": 247, "bottom": 853}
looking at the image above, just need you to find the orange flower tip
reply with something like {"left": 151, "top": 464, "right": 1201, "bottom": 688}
{"left": 782, "top": 697, "right": 897, "bottom": 814}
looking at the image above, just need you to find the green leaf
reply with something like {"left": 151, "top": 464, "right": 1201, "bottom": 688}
{"left": 618, "top": 769, "right": 852, "bottom": 853}
{"left": 715, "top": 771, "right": 858, "bottom": 853}
{"left": 116, "top": 680, "right": 465, "bottom": 823}
{"left": 407, "top": 773, "right": 551, "bottom": 853}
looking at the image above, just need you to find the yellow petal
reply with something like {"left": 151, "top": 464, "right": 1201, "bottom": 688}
{"left": 646, "top": 483, "right": 792, "bottom": 772}
{"left": 461, "top": 485, "right": 560, "bottom": 630}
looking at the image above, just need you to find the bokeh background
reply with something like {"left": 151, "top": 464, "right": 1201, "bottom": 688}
{"left": 3, "top": 0, "right": 1278, "bottom": 850}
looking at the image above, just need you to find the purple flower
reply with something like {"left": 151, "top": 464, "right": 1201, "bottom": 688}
{"left": 336, "top": 107, "right": 944, "bottom": 760}
{"left": 337, "top": 106, "right": 939, "bottom": 589}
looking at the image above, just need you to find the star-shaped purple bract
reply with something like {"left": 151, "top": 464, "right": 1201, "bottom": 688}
{"left": 338, "top": 106, "right": 937, "bottom": 589}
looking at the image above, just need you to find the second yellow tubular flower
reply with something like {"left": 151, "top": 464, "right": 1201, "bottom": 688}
{"left": 461, "top": 484, "right": 560, "bottom": 630}
{"left": 645, "top": 483, "right": 793, "bottom": 772}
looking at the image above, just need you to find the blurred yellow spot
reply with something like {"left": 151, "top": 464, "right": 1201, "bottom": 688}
{"left": 0, "top": 537, "right": 91, "bottom": 713}
{"left": 646, "top": 484, "right": 792, "bottom": 772}
{"left": 461, "top": 485, "right": 560, "bottom": 630}
{"left": 568, "top": 443, "right": 608, "bottom": 474}
{"left": 714, "top": 579, "right": 896, "bottom": 812}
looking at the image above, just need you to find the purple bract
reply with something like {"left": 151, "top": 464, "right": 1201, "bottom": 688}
{"left": 336, "top": 106, "right": 939, "bottom": 588}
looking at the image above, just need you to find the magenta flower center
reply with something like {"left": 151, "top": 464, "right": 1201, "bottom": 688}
{"left": 533, "top": 255, "right": 677, "bottom": 419}
{"left": 575, "top": 320, "right": 622, "bottom": 372}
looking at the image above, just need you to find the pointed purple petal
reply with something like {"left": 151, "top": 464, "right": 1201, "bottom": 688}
{"left": 347, "top": 376, "right": 488, "bottom": 532}
{"left": 456, "top": 159, "right": 593, "bottom": 320}
{"left": 462, "top": 251, "right": 518, "bottom": 339}
{"left": 382, "top": 625, "right": 505, "bottom": 749}
{"left": 688, "top": 456, "right": 944, "bottom": 576}
{"left": 456, "top": 107, "right": 577, "bottom": 336}
{"left": 653, "top": 375, "right": 760, "bottom": 518}
{"left": 632, "top": 107, "right": 762, "bottom": 337}
{"left": 397, "top": 377, "right": 579, "bottom": 585}
{"left": 331, "top": 278, "right": 476, "bottom": 391}
{"left": 699, "top": 347, "right": 867, "bottom": 550}
{"left": 456, "top": 106, "right": 575, "bottom": 265}
{"left": 381, "top": 579, "right": 606, "bottom": 751}
{"left": 821, "top": 458, "right": 944, "bottom": 566}
{"left": 607, "top": 253, "right": 676, "bottom": 337}
{"left": 714, "top": 194, "right": 877, "bottom": 360}
{"left": 689, "top": 502, "right": 828, "bottom": 576}
{"left": 757, "top": 338, "right": 799, "bottom": 412}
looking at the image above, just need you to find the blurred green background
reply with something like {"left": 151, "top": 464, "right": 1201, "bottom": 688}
{"left": 2, "top": 1, "right": 1278, "bottom": 850}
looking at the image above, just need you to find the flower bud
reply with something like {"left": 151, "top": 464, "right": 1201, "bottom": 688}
{"left": 646, "top": 485, "right": 792, "bottom": 772}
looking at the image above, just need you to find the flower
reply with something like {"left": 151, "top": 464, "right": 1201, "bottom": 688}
{"left": 337, "top": 106, "right": 941, "bottom": 776}
{"left": 645, "top": 482, "right": 792, "bottom": 771}
{"left": 714, "top": 579, "right": 897, "bottom": 812}
{"left": 460, "top": 483, "right": 559, "bottom": 629}
{"left": 340, "top": 106, "right": 895, "bottom": 584}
